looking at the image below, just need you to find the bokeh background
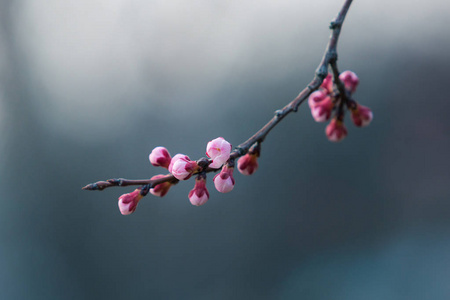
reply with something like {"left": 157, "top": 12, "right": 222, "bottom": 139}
{"left": 1, "top": 0, "right": 450, "bottom": 299}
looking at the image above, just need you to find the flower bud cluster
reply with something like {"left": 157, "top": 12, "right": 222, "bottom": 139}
{"left": 117, "top": 137, "right": 265, "bottom": 214}
{"left": 115, "top": 72, "right": 370, "bottom": 215}
{"left": 308, "top": 71, "right": 373, "bottom": 142}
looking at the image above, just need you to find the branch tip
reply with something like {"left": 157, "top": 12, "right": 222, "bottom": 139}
{"left": 82, "top": 183, "right": 99, "bottom": 191}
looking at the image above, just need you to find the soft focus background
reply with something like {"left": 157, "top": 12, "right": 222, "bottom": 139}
{"left": 1, "top": 0, "right": 450, "bottom": 299}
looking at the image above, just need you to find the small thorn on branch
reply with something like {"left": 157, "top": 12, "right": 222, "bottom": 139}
{"left": 329, "top": 21, "right": 341, "bottom": 30}
{"left": 274, "top": 110, "right": 283, "bottom": 117}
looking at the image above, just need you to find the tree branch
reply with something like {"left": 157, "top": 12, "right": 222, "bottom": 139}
{"left": 82, "top": 0, "right": 354, "bottom": 192}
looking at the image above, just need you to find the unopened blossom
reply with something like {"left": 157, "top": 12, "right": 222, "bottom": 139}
{"left": 168, "top": 154, "right": 187, "bottom": 174}
{"left": 339, "top": 70, "right": 359, "bottom": 94}
{"left": 206, "top": 137, "right": 232, "bottom": 169}
{"left": 170, "top": 154, "right": 199, "bottom": 180}
{"left": 213, "top": 165, "right": 235, "bottom": 193}
{"left": 325, "top": 118, "right": 348, "bottom": 142}
{"left": 149, "top": 174, "right": 172, "bottom": 197}
{"left": 118, "top": 189, "right": 143, "bottom": 215}
{"left": 320, "top": 73, "right": 333, "bottom": 94}
{"left": 310, "top": 96, "right": 334, "bottom": 122}
{"left": 350, "top": 104, "right": 373, "bottom": 127}
{"left": 237, "top": 153, "right": 259, "bottom": 176}
{"left": 149, "top": 146, "right": 171, "bottom": 169}
{"left": 308, "top": 90, "right": 328, "bottom": 109}
{"left": 188, "top": 175, "right": 209, "bottom": 206}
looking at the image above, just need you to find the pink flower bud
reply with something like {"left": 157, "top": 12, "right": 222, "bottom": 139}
{"left": 213, "top": 165, "right": 235, "bottom": 193}
{"left": 170, "top": 154, "right": 199, "bottom": 180}
{"left": 149, "top": 175, "right": 172, "bottom": 197}
{"left": 320, "top": 73, "right": 333, "bottom": 94}
{"left": 168, "top": 154, "right": 187, "bottom": 174}
{"left": 206, "top": 137, "right": 232, "bottom": 169}
{"left": 325, "top": 118, "right": 348, "bottom": 142}
{"left": 351, "top": 104, "right": 373, "bottom": 127}
{"left": 339, "top": 70, "right": 359, "bottom": 94}
{"left": 237, "top": 153, "right": 258, "bottom": 176}
{"left": 188, "top": 176, "right": 209, "bottom": 206}
{"left": 310, "top": 96, "right": 334, "bottom": 122}
{"left": 118, "top": 189, "right": 143, "bottom": 215}
{"left": 308, "top": 90, "right": 328, "bottom": 109}
{"left": 149, "top": 146, "right": 171, "bottom": 169}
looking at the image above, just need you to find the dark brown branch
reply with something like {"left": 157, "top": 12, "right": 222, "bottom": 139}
{"left": 82, "top": 0, "right": 354, "bottom": 192}
{"left": 231, "top": 0, "right": 353, "bottom": 157}
{"left": 82, "top": 176, "right": 176, "bottom": 191}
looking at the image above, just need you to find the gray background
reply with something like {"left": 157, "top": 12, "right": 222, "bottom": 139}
{"left": 1, "top": 0, "right": 450, "bottom": 299}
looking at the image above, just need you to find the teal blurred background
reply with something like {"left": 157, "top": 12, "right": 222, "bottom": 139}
{"left": 1, "top": 0, "right": 450, "bottom": 299}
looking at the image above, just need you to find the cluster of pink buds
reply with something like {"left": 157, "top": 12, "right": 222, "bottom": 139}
{"left": 117, "top": 137, "right": 262, "bottom": 215}
{"left": 114, "top": 73, "right": 370, "bottom": 215}
{"left": 308, "top": 71, "right": 373, "bottom": 142}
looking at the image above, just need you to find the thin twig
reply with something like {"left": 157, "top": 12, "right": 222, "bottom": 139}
{"left": 82, "top": 176, "right": 176, "bottom": 191}
{"left": 82, "top": 0, "right": 354, "bottom": 192}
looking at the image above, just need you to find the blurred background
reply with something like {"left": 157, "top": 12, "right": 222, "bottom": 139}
{"left": 1, "top": 0, "right": 450, "bottom": 299}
